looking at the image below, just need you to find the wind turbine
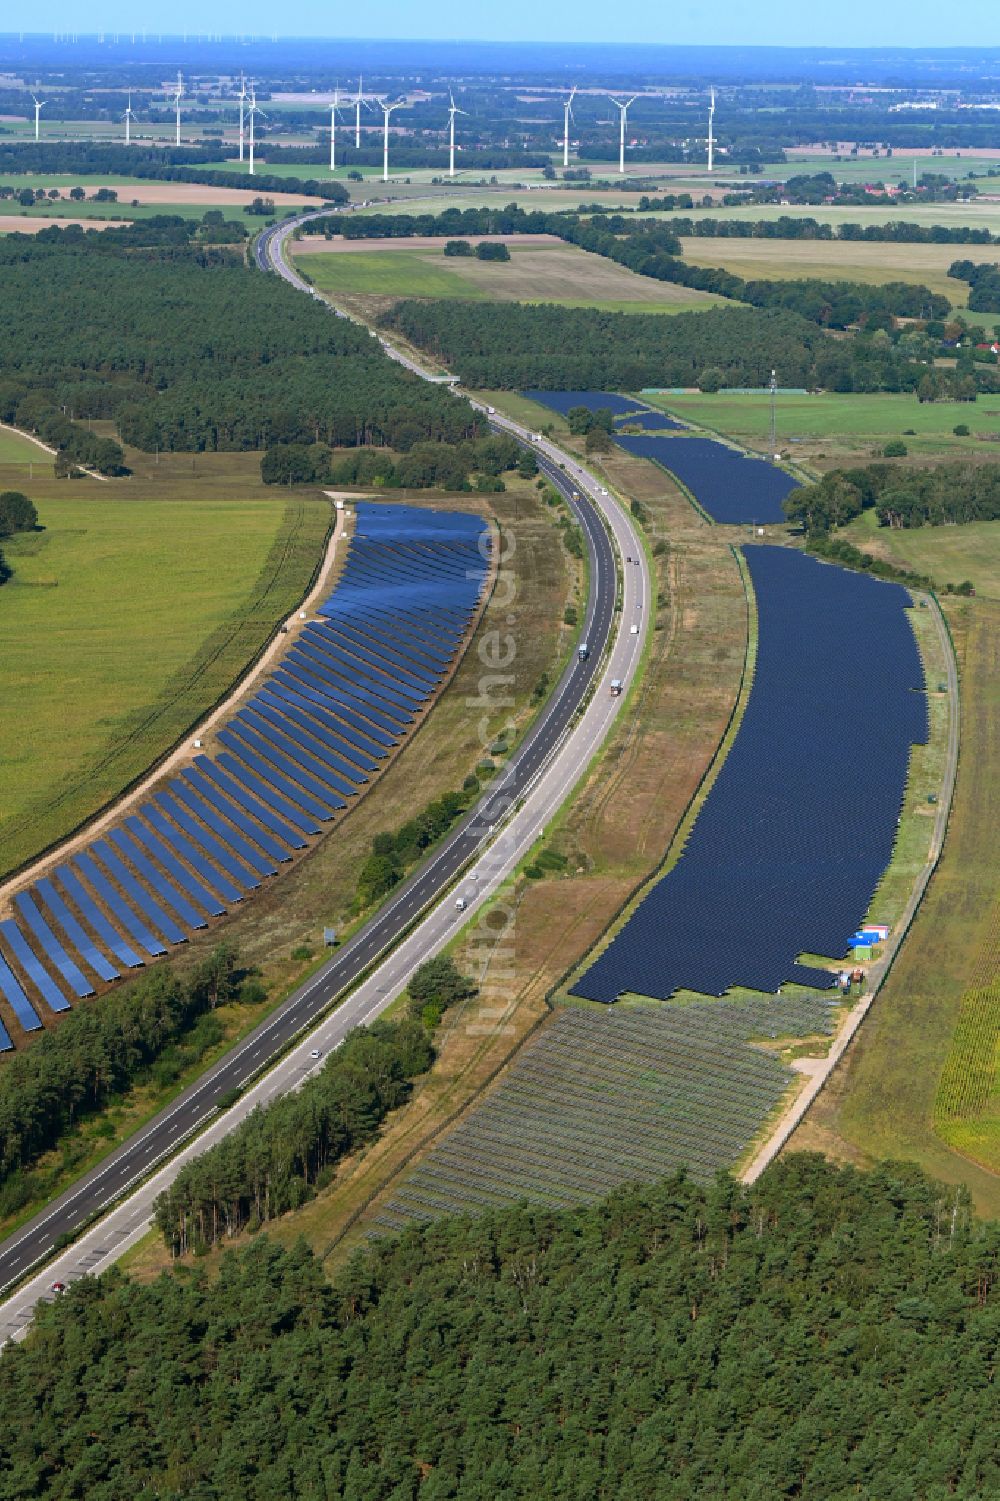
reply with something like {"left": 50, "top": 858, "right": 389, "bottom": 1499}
{"left": 447, "top": 89, "right": 467, "bottom": 178}
{"left": 329, "top": 84, "right": 343, "bottom": 171}
{"left": 354, "top": 74, "right": 365, "bottom": 149}
{"left": 608, "top": 94, "right": 637, "bottom": 176}
{"left": 237, "top": 74, "right": 247, "bottom": 162}
{"left": 171, "top": 70, "right": 183, "bottom": 147}
{"left": 31, "top": 92, "right": 45, "bottom": 142}
{"left": 562, "top": 85, "right": 577, "bottom": 169}
{"left": 707, "top": 86, "right": 716, "bottom": 172}
{"left": 123, "top": 90, "right": 135, "bottom": 146}
{"left": 247, "top": 82, "right": 267, "bottom": 175}
{"left": 378, "top": 97, "right": 407, "bottom": 183}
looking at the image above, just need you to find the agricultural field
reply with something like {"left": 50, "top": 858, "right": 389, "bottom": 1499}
{"left": 294, "top": 238, "right": 723, "bottom": 313}
{"left": 0, "top": 489, "right": 328, "bottom": 882}
{"left": 645, "top": 389, "right": 1000, "bottom": 461}
{"left": 932, "top": 984, "right": 1000, "bottom": 1167}
{"left": 770, "top": 150, "right": 1000, "bottom": 183}
{"left": 655, "top": 198, "right": 1000, "bottom": 239}
{"left": 678, "top": 235, "right": 973, "bottom": 307}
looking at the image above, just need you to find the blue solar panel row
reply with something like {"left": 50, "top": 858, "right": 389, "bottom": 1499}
{"left": 575, "top": 546, "right": 927, "bottom": 1004}
{"left": 0, "top": 503, "right": 491, "bottom": 1038}
{"left": 612, "top": 434, "right": 797, "bottom": 525}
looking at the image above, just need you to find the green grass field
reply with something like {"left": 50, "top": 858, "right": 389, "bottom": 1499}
{"left": 841, "top": 509, "right": 1000, "bottom": 600}
{"left": 0, "top": 493, "right": 330, "bottom": 880}
{"left": 0, "top": 429, "right": 46, "bottom": 465}
{"left": 646, "top": 390, "right": 1000, "bottom": 458}
{"left": 296, "top": 240, "right": 723, "bottom": 313}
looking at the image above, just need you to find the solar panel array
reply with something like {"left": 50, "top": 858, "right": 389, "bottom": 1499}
{"left": 521, "top": 389, "right": 686, "bottom": 430}
{"left": 0, "top": 503, "right": 489, "bottom": 1046}
{"left": 574, "top": 546, "right": 927, "bottom": 1004}
{"left": 612, "top": 434, "right": 797, "bottom": 524}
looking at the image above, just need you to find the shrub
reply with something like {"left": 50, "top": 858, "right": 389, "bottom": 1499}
{"left": 883, "top": 439, "right": 908, "bottom": 457}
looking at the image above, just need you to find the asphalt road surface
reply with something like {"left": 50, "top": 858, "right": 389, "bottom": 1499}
{"left": 0, "top": 209, "right": 648, "bottom": 1342}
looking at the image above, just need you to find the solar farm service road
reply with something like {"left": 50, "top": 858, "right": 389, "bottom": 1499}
{"left": 0, "top": 211, "right": 648, "bottom": 1343}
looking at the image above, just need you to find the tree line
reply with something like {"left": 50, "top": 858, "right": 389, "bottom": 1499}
{"left": 0, "top": 946, "right": 256, "bottom": 1194}
{"left": 153, "top": 1016, "right": 436, "bottom": 1253}
{"left": 0, "top": 231, "right": 482, "bottom": 472}
{"left": 652, "top": 212, "right": 998, "bottom": 246}
{"left": 949, "top": 259, "right": 1000, "bottom": 313}
{"left": 262, "top": 430, "right": 529, "bottom": 490}
{"left": 786, "top": 460, "right": 1000, "bottom": 532}
{"left": 3, "top": 1156, "right": 999, "bottom": 1497}
{"left": 380, "top": 298, "right": 986, "bottom": 396}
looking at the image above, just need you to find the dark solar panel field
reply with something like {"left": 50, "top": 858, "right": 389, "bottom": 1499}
{"left": 0, "top": 503, "right": 490, "bottom": 1042}
{"left": 611, "top": 434, "right": 797, "bottom": 524}
{"left": 574, "top": 547, "right": 927, "bottom": 1005}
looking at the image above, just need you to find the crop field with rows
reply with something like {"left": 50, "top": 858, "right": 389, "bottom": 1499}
{"left": 375, "top": 994, "right": 838, "bottom": 1229}
{"left": 933, "top": 984, "right": 1000, "bottom": 1164}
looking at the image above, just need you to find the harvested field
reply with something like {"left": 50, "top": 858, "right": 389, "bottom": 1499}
{"left": 295, "top": 239, "right": 724, "bottom": 313}
{"left": 679, "top": 235, "right": 972, "bottom": 305}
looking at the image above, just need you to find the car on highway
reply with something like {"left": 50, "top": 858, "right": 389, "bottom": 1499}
{"left": 50, "top": 1281, "right": 66, "bottom": 1294}
{"left": 308, "top": 1048, "right": 322, "bottom": 1061}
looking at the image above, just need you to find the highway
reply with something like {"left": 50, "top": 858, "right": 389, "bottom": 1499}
{"left": 0, "top": 209, "right": 649, "bottom": 1343}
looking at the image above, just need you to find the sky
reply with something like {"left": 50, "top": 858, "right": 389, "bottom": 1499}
{"left": 16, "top": 0, "right": 1000, "bottom": 48}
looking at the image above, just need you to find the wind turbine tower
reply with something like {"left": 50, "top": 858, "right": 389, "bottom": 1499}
{"left": 329, "top": 85, "right": 342, "bottom": 171}
{"left": 447, "top": 89, "right": 467, "bottom": 178}
{"left": 31, "top": 93, "right": 45, "bottom": 142}
{"left": 379, "top": 98, "right": 406, "bottom": 183}
{"left": 237, "top": 74, "right": 247, "bottom": 162}
{"left": 354, "top": 75, "right": 365, "bottom": 149}
{"left": 562, "top": 85, "right": 577, "bottom": 169}
{"left": 172, "top": 71, "right": 183, "bottom": 146}
{"left": 123, "top": 90, "right": 135, "bottom": 146}
{"left": 608, "top": 94, "right": 637, "bottom": 176}
{"left": 707, "top": 86, "right": 716, "bottom": 172}
{"left": 247, "top": 82, "right": 265, "bottom": 175}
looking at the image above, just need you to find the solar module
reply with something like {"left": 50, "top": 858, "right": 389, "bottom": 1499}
{"left": 34, "top": 877, "right": 120, "bottom": 983}
{"left": 14, "top": 891, "right": 94, "bottom": 998}
{"left": 0, "top": 1020, "right": 12, "bottom": 1052}
{"left": 0, "top": 920, "right": 71, "bottom": 1014}
{"left": 521, "top": 390, "right": 655, "bottom": 418}
{"left": 256, "top": 689, "right": 380, "bottom": 772}
{"left": 241, "top": 702, "right": 363, "bottom": 791}
{"left": 90, "top": 840, "right": 188, "bottom": 946}
{"left": 155, "top": 793, "right": 260, "bottom": 892}
{"left": 187, "top": 761, "right": 302, "bottom": 854}
{"left": 108, "top": 827, "right": 209, "bottom": 930}
{"left": 0, "top": 949, "right": 41, "bottom": 1031}
{"left": 224, "top": 721, "right": 345, "bottom": 813}
{"left": 56, "top": 863, "right": 146, "bottom": 968}
{"left": 169, "top": 778, "right": 279, "bottom": 878}
{"left": 611, "top": 434, "right": 797, "bottom": 525}
{"left": 575, "top": 546, "right": 927, "bottom": 1004}
{"left": 141, "top": 804, "right": 245, "bottom": 905}
{"left": 74, "top": 851, "right": 167, "bottom": 959}
{"left": 215, "top": 752, "right": 321, "bottom": 837}
{"left": 123, "top": 817, "right": 227, "bottom": 916}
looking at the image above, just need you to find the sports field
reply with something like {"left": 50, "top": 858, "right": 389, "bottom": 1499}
{"left": 0, "top": 494, "right": 329, "bottom": 881}
{"left": 679, "top": 236, "right": 971, "bottom": 306}
{"left": 295, "top": 239, "right": 723, "bottom": 313}
{"left": 645, "top": 390, "right": 1000, "bottom": 458}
